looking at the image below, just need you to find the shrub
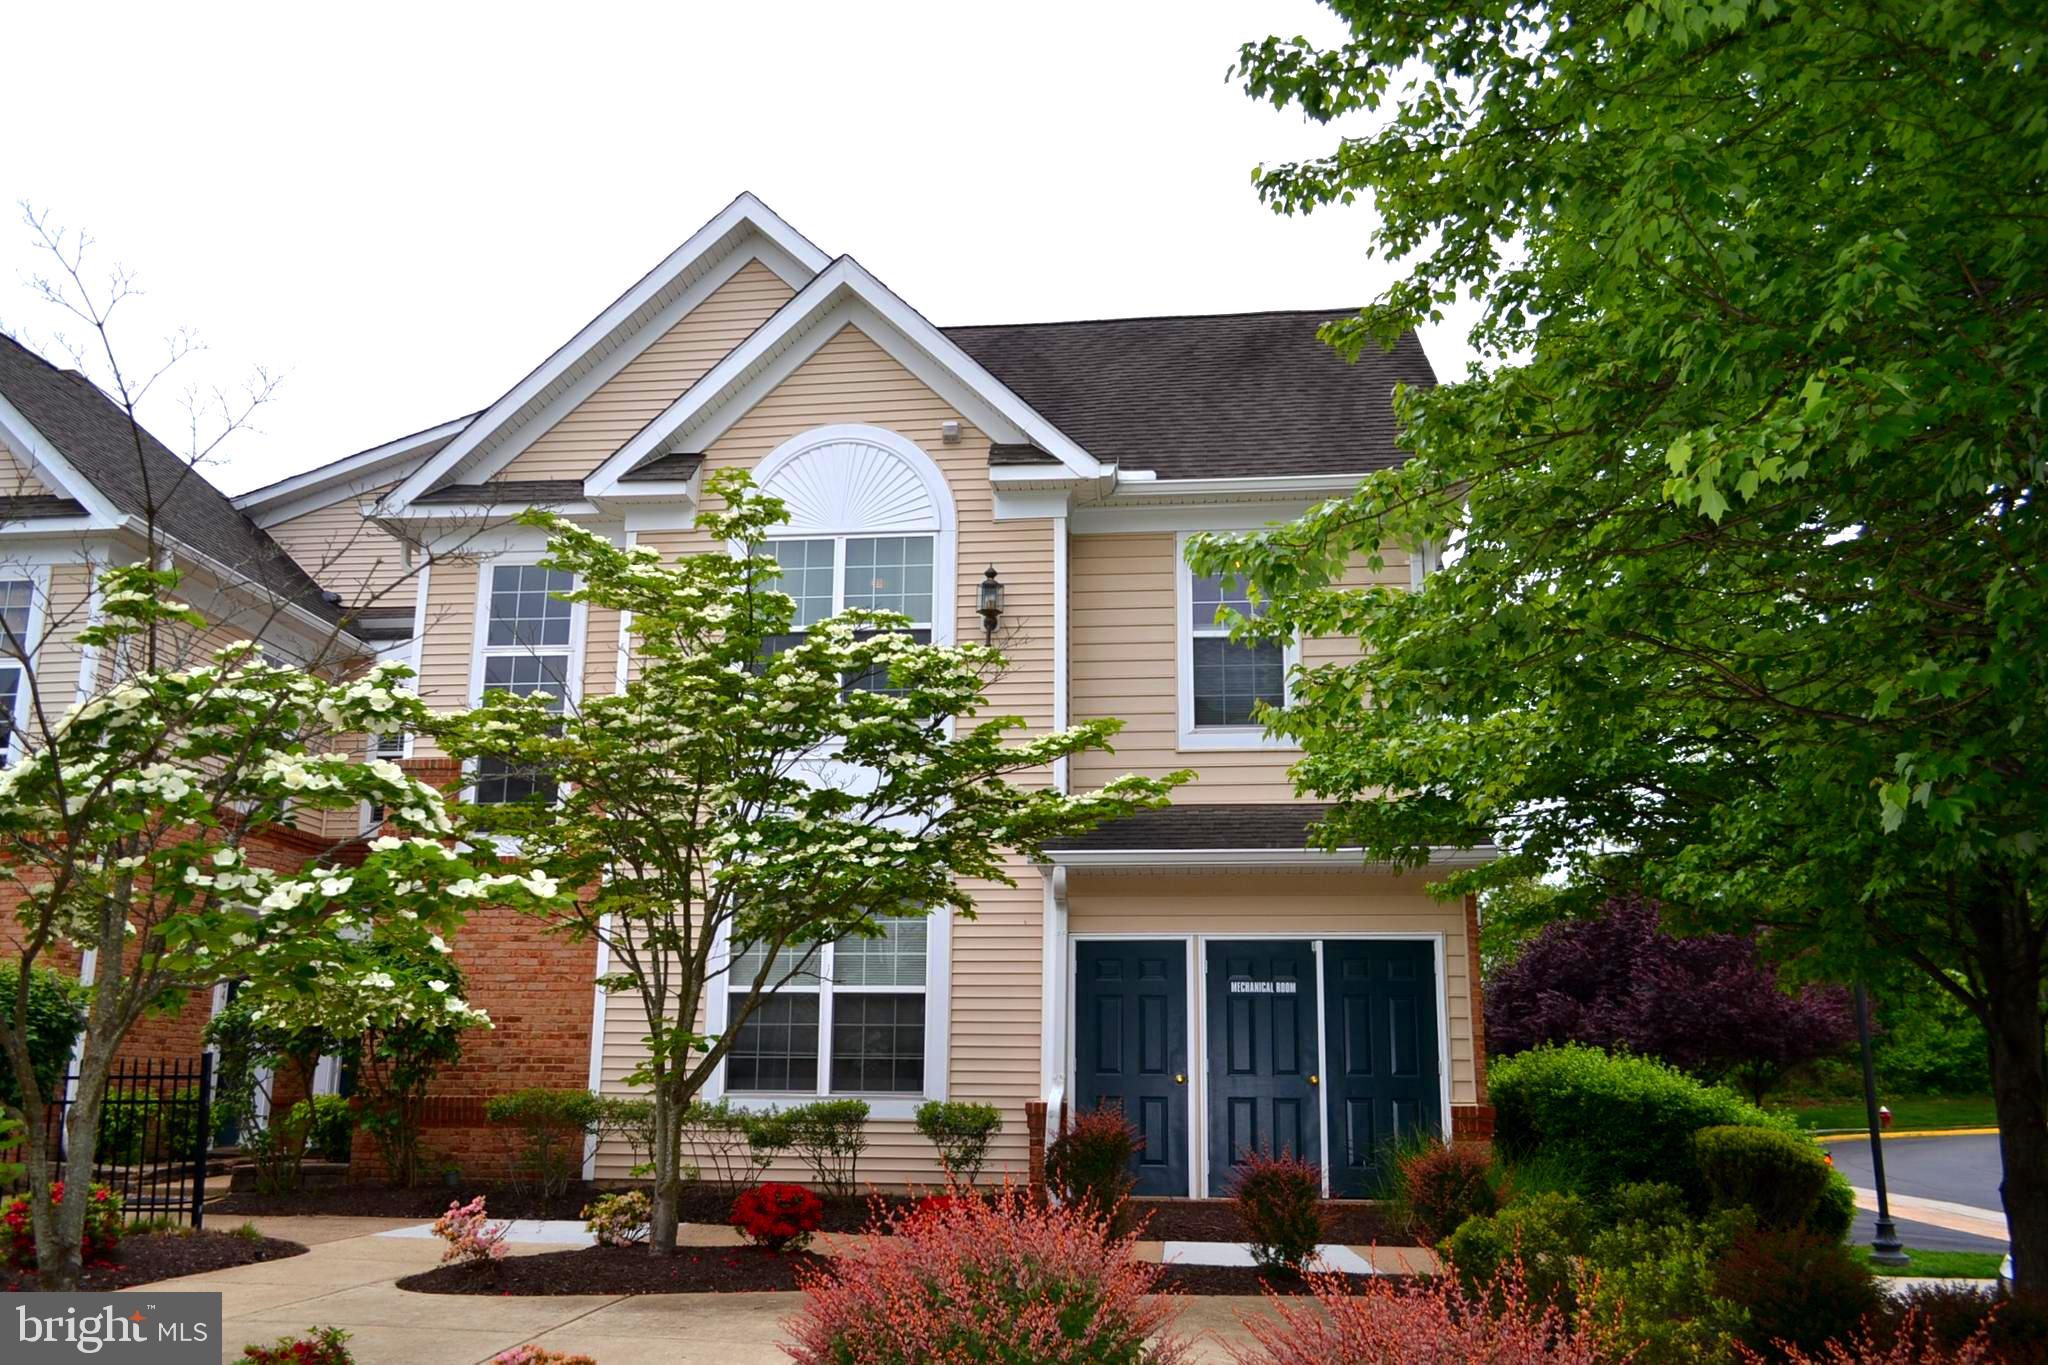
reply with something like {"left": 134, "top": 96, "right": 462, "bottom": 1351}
{"left": 489, "top": 1350, "right": 596, "bottom": 1365}
{"left": 1585, "top": 1194, "right": 1750, "bottom": 1363}
{"left": 1045, "top": 1107, "right": 1141, "bottom": 1236}
{"left": 1695, "top": 1123, "right": 1834, "bottom": 1229}
{"left": 914, "top": 1100, "right": 1003, "bottom": 1184}
{"left": 1886, "top": 1285, "right": 2048, "bottom": 1365}
{"left": 1714, "top": 1225, "right": 1882, "bottom": 1358}
{"left": 1441, "top": 1191, "right": 1590, "bottom": 1313}
{"left": 731, "top": 1182, "right": 824, "bottom": 1252}
{"left": 292, "top": 1094, "right": 354, "bottom": 1164}
{"left": 3, "top": 1182, "right": 122, "bottom": 1270}
{"left": 783, "top": 1181, "right": 1187, "bottom": 1364}
{"left": 1231, "top": 1256, "right": 1606, "bottom": 1365}
{"left": 239, "top": 1327, "right": 354, "bottom": 1364}
{"left": 594, "top": 1095, "right": 656, "bottom": 1176}
{"left": 1231, "top": 1151, "right": 1327, "bottom": 1272}
{"left": 431, "top": 1196, "right": 509, "bottom": 1265}
{"left": 782, "top": 1098, "right": 870, "bottom": 1197}
{"left": 1764, "top": 1309, "right": 2002, "bottom": 1365}
{"left": 1491, "top": 1044, "right": 1796, "bottom": 1201}
{"left": 682, "top": 1098, "right": 772, "bottom": 1190}
{"left": 582, "top": 1190, "right": 651, "bottom": 1247}
{"left": 99, "top": 1083, "right": 211, "bottom": 1167}
{"left": 485, "top": 1088, "right": 601, "bottom": 1200}
{"left": 1812, "top": 1168, "right": 1857, "bottom": 1240}
{"left": 1395, "top": 1140, "right": 1503, "bottom": 1245}
{"left": 0, "top": 958, "right": 85, "bottom": 1112}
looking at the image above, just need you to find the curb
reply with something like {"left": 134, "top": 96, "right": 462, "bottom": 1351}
{"left": 1812, "top": 1126, "right": 2000, "bottom": 1142}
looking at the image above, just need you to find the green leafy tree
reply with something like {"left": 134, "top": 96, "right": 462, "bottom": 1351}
{"left": 1213, "top": 2, "right": 2046, "bottom": 1280}
{"left": 436, "top": 471, "right": 1186, "bottom": 1252}
{"left": 0, "top": 567, "right": 560, "bottom": 1287}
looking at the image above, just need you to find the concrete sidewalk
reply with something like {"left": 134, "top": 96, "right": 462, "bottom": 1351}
{"left": 143, "top": 1217, "right": 1299, "bottom": 1364}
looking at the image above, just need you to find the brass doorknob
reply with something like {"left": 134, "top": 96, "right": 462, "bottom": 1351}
{"left": 1174, "top": 1074, "right": 1186, "bottom": 1085}
{"left": 1309, "top": 1075, "right": 1320, "bottom": 1085}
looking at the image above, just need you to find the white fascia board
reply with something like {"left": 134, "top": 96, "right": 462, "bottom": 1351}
{"left": 1042, "top": 844, "right": 1500, "bottom": 871}
{"left": 376, "top": 499, "right": 602, "bottom": 524}
{"left": 586, "top": 256, "right": 1104, "bottom": 495}
{"left": 234, "top": 415, "right": 475, "bottom": 525}
{"left": 1072, "top": 500, "right": 1334, "bottom": 535}
{"left": 387, "top": 193, "right": 830, "bottom": 512}
{"left": 1106, "top": 471, "right": 1366, "bottom": 501}
{"left": 992, "top": 488, "right": 1073, "bottom": 522}
{"left": 0, "top": 391, "right": 128, "bottom": 528}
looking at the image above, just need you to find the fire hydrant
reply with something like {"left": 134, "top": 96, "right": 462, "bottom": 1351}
{"left": 1879, "top": 1104, "right": 1893, "bottom": 1130}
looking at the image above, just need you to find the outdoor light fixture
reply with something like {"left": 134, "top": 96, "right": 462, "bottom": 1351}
{"left": 978, "top": 565, "right": 1005, "bottom": 643}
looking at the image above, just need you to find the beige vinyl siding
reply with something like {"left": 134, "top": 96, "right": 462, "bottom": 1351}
{"left": 264, "top": 481, "right": 415, "bottom": 610}
{"left": 1069, "top": 531, "right": 1404, "bottom": 803}
{"left": 0, "top": 442, "right": 54, "bottom": 497}
{"left": 597, "top": 322, "right": 1060, "bottom": 1188}
{"left": 410, "top": 557, "right": 486, "bottom": 754}
{"left": 14, "top": 566, "right": 97, "bottom": 744}
{"left": 498, "top": 261, "right": 796, "bottom": 482}
{"left": 1067, "top": 869, "right": 1478, "bottom": 1107}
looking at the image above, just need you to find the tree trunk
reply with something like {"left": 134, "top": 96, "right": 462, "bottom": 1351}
{"left": 648, "top": 1078, "right": 683, "bottom": 1255}
{"left": 37, "top": 1034, "right": 113, "bottom": 1291}
{"left": 1971, "top": 877, "right": 2048, "bottom": 1292}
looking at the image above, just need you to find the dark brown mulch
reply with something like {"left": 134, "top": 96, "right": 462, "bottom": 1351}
{"left": 398, "top": 1243, "right": 831, "bottom": 1295}
{"left": 215, "top": 1182, "right": 917, "bottom": 1232}
{"left": 1153, "top": 1264, "right": 1397, "bottom": 1297}
{"left": 1130, "top": 1198, "right": 1395, "bottom": 1245}
{"left": 2, "top": 1231, "right": 307, "bottom": 1292}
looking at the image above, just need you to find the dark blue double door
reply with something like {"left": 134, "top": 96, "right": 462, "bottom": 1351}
{"left": 1073, "top": 938, "right": 1441, "bottom": 1197}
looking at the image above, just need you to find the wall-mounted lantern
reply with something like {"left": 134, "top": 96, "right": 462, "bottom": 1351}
{"left": 978, "top": 565, "right": 1006, "bottom": 644}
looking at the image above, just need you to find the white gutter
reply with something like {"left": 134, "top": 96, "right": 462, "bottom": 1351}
{"left": 1042, "top": 844, "right": 1499, "bottom": 870}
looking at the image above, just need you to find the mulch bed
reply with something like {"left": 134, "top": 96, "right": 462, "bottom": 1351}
{"left": 2, "top": 1231, "right": 307, "bottom": 1292}
{"left": 1153, "top": 1264, "right": 1394, "bottom": 1297}
{"left": 215, "top": 1182, "right": 917, "bottom": 1232}
{"left": 399, "top": 1243, "right": 830, "bottom": 1295}
{"left": 1131, "top": 1198, "right": 1395, "bottom": 1245}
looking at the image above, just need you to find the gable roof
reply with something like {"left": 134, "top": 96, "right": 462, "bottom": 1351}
{"left": 235, "top": 413, "right": 476, "bottom": 524}
{"left": 947, "top": 310, "right": 1437, "bottom": 481}
{"left": 0, "top": 331, "right": 354, "bottom": 634}
{"left": 388, "top": 193, "right": 830, "bottom": 511}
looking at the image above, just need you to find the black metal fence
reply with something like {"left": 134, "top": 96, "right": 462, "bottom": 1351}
{"left": 19, "top": 1056, "right": 213, "bottom": 1228}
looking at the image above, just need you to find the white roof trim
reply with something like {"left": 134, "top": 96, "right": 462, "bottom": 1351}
{"left": 587, "top": 256, "right": 1105, "bottom": 496}
{"left": 234, "top": 415, "right": 475, "bottom": 525}
{"left": 387, "top": 193, "right": 831, "bottom": 512}
{"left": 1043, "top": 844, "right": 1499, "bottom": 870}
{"left": 0, "top": 389, "right": 128, "bottom": 528}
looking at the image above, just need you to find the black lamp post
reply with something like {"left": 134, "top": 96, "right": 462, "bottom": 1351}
{"left": 978, "top": 565, "right": 1005, "bottom": 643}
{"left": 1856, "top": 981, "right": 1910, "bottom": 1267}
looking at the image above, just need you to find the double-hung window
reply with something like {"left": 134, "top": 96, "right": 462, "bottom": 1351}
{"left": 723, "top": 917, "right": 930, "bottom": 1096}
{"left": 765, "top": 535, "right": 934, "bottom": 692}
{"left": 1178, "top": 539, "right": 1296, "bottom": 749}
{"left": 0, "top": 579, "right": 33, "bottom": 761}
{"left": 474, "top": 564, "right": 574, "bottom": 804}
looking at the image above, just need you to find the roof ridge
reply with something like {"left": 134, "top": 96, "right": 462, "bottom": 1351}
{"left": 942, "top": 305, "right": 1364, "bottom": 331}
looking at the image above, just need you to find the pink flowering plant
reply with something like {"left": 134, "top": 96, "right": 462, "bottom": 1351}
{"left": 783, "top": 1181, "right": 1189, "bottom": 1364}
{"left": 432, "top": 1196, "right": 510, "bottom": 1265}
{"left": 582, "top": 1191, "right": 651, "bottom": 1248}
{"left": 489, "top": 1349, "right": 595, "bottom": 1365}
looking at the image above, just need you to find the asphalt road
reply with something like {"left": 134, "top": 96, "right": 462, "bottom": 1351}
{"left": 1827, "top": 1131, "right": 2006, "bottom": 1254}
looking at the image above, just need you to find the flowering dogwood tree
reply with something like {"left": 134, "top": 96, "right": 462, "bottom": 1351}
{"left": 436, "top": 471, "right": 1187, "bottom": 1252}
{"left": 0, "top": 565, "right": 562, "bottom": 1289}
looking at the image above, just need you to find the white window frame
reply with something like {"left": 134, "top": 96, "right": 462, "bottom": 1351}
{"left": 763, "top": 532, "right": 940, "bottom": 651}
{"left": 703, "top": 910, "right": 953, "bottom": 1122}
{"left": 0, "top": 565, "right": 49, "bottom": 767}
{"left": 360, "top": 639, "right": 417, "bottom": 832}
{"left": 466, "top": 557, "right": 587, "bottom": 803}
{"left": 1174, "top": 530, "right": 1299, "bottom": 752}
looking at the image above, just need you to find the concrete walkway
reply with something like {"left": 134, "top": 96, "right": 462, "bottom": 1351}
{"left": 144, "top": 1217, "right": 1308, "bottom": 1364}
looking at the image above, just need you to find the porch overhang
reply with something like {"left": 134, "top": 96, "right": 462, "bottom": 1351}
{"left": 1039, "top": 802, "right": 1497, "bottom": 873}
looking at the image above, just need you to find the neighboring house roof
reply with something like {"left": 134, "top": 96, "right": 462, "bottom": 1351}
{"left": 234, "top": 413, "right": 478, "bottom": 523}
{"left": 0, "top": 494, "right": 89, "bottom": 521}
{"left": 946, "top": 310, "right": 1437, "bottom": 481}
{"left": 1044, "top": 802, "right": 1342, "bottom": 852}
{"left": 0, "top": 331, "right": 354, "bottom": 633}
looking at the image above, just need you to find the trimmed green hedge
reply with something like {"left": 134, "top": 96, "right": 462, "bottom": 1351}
{"left": 0, "top": 959, "right": 85, "bottom": 1111}
{"left": 1491, "top": 1045, "right": 1799, "bottom": 1200}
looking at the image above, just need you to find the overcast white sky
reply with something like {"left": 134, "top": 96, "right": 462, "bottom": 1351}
{"left": 2, "top": 1, "right": 1479, "bottom": 496}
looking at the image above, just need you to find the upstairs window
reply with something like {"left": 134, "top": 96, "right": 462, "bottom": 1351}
{"left": 1177, "top": 537, "right": 1297, "bottom": 751}
{"left": 0, "top": 579, "right": 32, "bottom": 761}
{"left": 723, "top": 917, "right": 930, "bottom": 1097}
{"left": 765, "top": 535, "right": 934, "bottom": 692}
{"left": 474, "top": 564, "right": 574, "bottom": 804}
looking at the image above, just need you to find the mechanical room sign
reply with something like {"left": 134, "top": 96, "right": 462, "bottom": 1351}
{"left": 1228, "top": 980, "right": 1297, "bottom": 994}
{"left": 8, "top": 1294, "right": 220, "bottom": 1363}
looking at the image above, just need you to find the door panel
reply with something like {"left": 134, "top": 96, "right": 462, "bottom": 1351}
{"left": 1073, "top": 941, "right": 1189, "bottom": 1196}
{"left": 1321, "top": 940, "right": 1442, "bottom": 1197}
{"left": 1204, "top": 940, "right": 1319, "bottom": 1195}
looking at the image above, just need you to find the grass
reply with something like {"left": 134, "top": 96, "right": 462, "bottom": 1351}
{"left": 1777, "top": 1094, "right": 1998, "bottom": 1132}
{"left": 1851, "top": 1245, "right": 2006, "bottom": 1279}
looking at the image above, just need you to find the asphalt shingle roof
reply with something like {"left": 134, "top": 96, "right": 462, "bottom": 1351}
{"left": 412, "top": 479, "right": 588, "bottom": 505}
{"left": 946, "top": 310, "right": 1436, "bottom": 480}
{"left": 0, "top": 332, "right": 351, "bottom": 631}
{"left": 0, "top": 494, "right": 88, "bottom": 521}
{"left": 1045, "top": 803, "right": 1343, "bottom": 852}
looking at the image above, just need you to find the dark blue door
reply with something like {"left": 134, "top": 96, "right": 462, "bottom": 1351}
{"left": 1205, "top": 940, "right": 1319, "bottom": 1195}
{"left": 1072, "top": 941, "right": 1189, "bottom": 1196}
{"left": 1322, "top": 940, "right": 1442, "bottom": 1197}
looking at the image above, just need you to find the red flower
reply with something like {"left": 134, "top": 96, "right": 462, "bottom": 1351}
{"left": 730, "top": 1183, "right": 825, "bottom": 1253}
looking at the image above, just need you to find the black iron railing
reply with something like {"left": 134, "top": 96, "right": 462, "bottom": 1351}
{"left": 14, "top": 1056, "right": 214, "bottom": 1228}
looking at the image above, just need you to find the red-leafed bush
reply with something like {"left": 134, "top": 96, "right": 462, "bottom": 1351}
{"left": 1231, "top": 1151, "right": 1327, "bottom": 1272}
{"left": 238, "top": 1326, "right": 355, "bottom": 1364}
{"left": 1396, "top": 1140, "right": 1502, "bottom": 1245}
{"left": 1887, "top": 1285, "right": 2048, "bottom": 1363}
{"left": 3, "top": 1182, "right": 122, "bottom": 1270}
{"left": 1045, "top": 1107, "right": 1142, "bottom": 1236}
{"left": 1229, "top": 1257, "right": 1607, "bottom": 1364}
{"left": 1714, "top": 1225, "right": 1882, "bottom": 1357}
{"left": 1751, "top": 1309, "right": 2000, "bottom": 1364}
{"left": 783, "top": 1182, "right": 1188, "bottom": 1364}
{"left": 730, "top": 1182, "right": 825, "bottom": 1252}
